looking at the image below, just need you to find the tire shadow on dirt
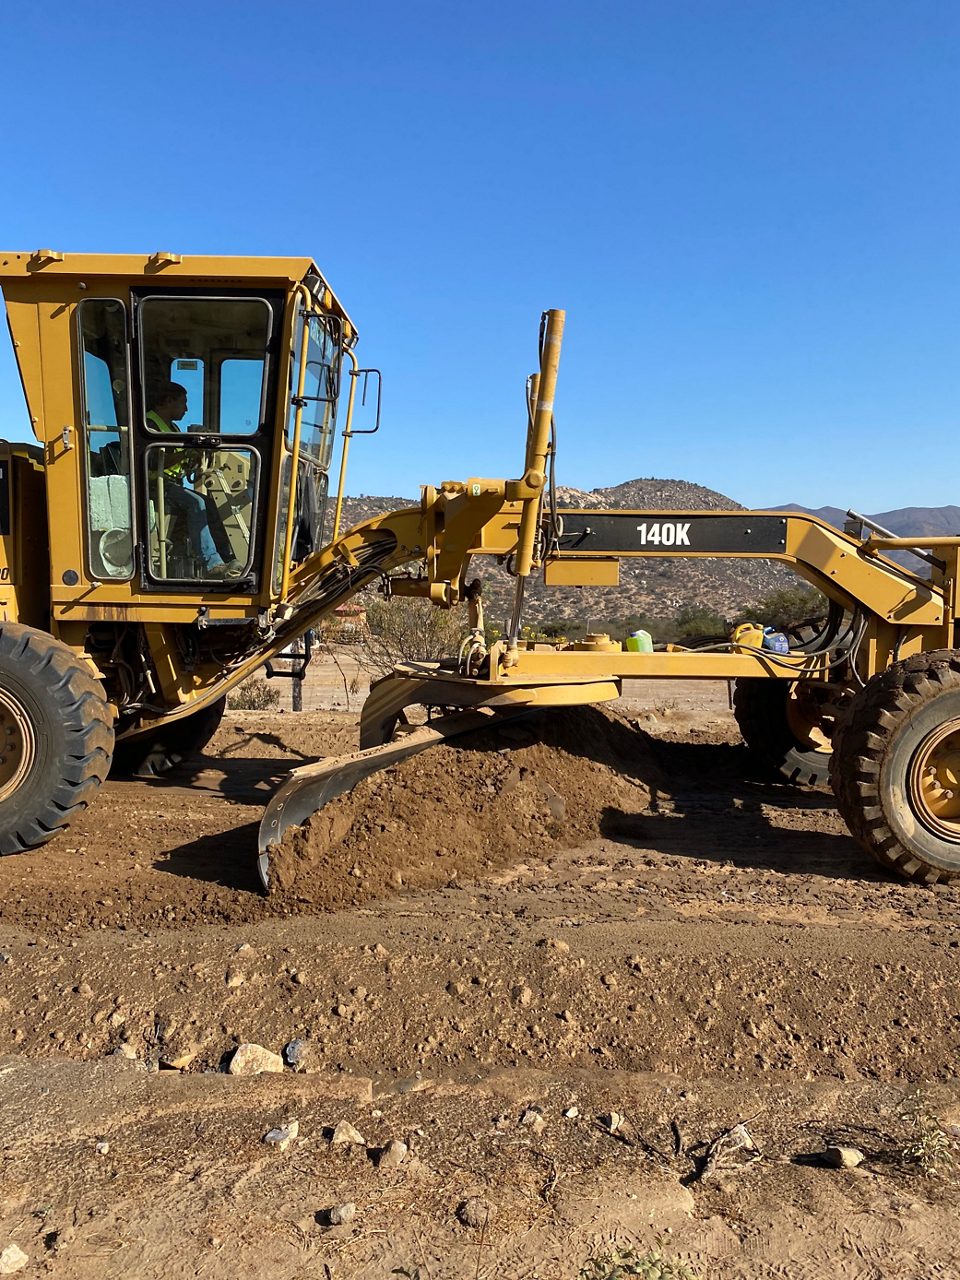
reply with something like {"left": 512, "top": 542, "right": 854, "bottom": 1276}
{"left": 605, "top": 733, "right": 885, "bottom": 883}
{"left": 600, "top": 803, "right": 879, "bottom": 881}
{"left": 126, "top": 753, "right": 301, "bottom": 806}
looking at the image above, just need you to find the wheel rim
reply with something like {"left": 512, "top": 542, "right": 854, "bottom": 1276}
{"left": 0, "top": 686, "right": 37, "bottom": 803}
{"left": 909, "top": 721, "right": 960, "bottom": 843}
{"left": 784, "top": 685, "right": 832, "bottom": 753}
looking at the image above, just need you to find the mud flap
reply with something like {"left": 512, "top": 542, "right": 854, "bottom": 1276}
{"left": 256, "top": 708, "right": 528, "bottom": 890}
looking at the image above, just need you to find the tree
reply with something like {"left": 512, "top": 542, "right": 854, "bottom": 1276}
{"left": 674, "top": 604, "right": 728, "bottom": 638}
{"left": 360, "top": 596, "right": 465, "bottom": 676}
{"left": 734, "top": 585, "right": 827, "bottom": 630}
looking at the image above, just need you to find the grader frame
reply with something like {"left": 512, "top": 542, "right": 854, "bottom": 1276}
{"left": 1, "top": 252, "right": 960, "bottom": 886}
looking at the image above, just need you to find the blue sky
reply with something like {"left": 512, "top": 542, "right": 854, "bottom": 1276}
{"left": 2, "top": 1, "right": 958, "bottom": 511}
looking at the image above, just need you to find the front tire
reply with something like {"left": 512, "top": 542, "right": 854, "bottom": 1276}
{"left": 0, "top": 625, "right": 114, "bottom": 854}
{"left": 831, "top": 649, "right": 960, "bottom": 883}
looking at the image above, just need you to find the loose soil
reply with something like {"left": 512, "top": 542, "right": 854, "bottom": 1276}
{"left": 1, "top": 674, "right": 960, "bottom": 1278}
{"left": 269, "top": 706, "right": 656, "bottom": 909}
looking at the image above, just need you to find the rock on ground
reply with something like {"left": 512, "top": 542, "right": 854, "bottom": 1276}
{"left": 0, "top": 1244, "right": 28, "bottom": 1275}
{"left": 227, "top": 1043, "right": 284, "bottom": 1075}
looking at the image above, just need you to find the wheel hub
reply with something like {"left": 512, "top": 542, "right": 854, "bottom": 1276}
{"left": 785, "top": 685, "right": 831, "bottom": 753}
{"left": 0, "top": 687, "right": 36, "bottom": 803}
{"left": 909, "top": 723, "right": 960, "bottom": 841}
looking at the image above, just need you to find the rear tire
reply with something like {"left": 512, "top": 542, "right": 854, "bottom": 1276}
{"left": 112, "top": 696, "right": 226, "bottom": 777}
{"left": 0, "top": 624, "right": 114, "bottom": 855}
{"left": 831, "top": 649, "right": 960, "bottom": 884}
{"left": 733, "top": 678, "right": 833, "bottom": 786}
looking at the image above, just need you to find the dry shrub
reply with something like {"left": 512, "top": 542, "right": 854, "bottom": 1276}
{"left": 227, "top": 676, "right": 280, "bottom": 711}
{"left": 360, "top": 595, "right": 464, "bottom": 677}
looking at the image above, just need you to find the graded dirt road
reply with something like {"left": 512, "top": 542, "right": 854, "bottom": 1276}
{"left": 0, "top": 678, "right": 959, "bottom": 1278}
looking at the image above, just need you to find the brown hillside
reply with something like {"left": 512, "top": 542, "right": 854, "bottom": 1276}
{"left": 331, "top": 479, "right": 798, "bottom": 625}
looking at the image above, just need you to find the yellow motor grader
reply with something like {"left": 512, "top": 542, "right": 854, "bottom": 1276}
{"left": 1, "top": 249, "right": 959, "bottom": 887}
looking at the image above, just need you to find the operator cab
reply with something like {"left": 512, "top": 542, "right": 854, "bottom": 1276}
{"left": 76, "top": 277, "right": 343, "bottom": 593}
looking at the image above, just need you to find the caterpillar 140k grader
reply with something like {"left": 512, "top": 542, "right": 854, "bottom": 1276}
{"left": 1, "top": 249, "right": 959, "bottom": 888}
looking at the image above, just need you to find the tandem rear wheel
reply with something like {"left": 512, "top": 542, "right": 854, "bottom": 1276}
{"left": 733, "top": 677, "right": 834, "bottom": 786}
{"left": 831, "top": 649, "right": 960, "bottom": 884}
{"left": 112, "top": 696, "right": 227, "bottom": 778}
{"left": 0, "top": 624, "right": 114, "bottom": 855}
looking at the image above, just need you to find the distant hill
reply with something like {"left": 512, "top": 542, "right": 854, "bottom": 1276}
{"left": 776, "top": 502, "right": 960, "bottom": 538}
{"left": 775, "top": 502, "right": 960, "bottom": 576}
{"left": 333, "top": 478, "right": 795, "bottom": 626}
{"left": 333, "top": 483, "right": 960, "bottom": 624}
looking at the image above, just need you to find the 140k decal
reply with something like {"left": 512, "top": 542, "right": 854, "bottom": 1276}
{"left": 635, "top": 522, "right": 691, "bottom": 546}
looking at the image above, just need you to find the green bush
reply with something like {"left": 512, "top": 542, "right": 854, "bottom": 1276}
{"left": 227, "top": 676, "right": 280, "bottom": 711}
{"left": 733, "top": 585, "right": 827, "bottom": 630}
{"left": 580, "top": 1246, "right": 702, "bottom": 1280}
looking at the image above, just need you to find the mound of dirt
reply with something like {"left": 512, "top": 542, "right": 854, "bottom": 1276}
{"left": 269, "top": 705, "right": 660, "bottom": 909}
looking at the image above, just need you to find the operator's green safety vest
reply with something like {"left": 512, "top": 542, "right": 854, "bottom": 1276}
{"left": 146, "top": 410, "right": 188, "bottom": 480}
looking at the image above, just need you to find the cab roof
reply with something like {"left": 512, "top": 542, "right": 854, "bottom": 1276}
{"left": 0, "top": 249, "right": 356, "bottom": 336}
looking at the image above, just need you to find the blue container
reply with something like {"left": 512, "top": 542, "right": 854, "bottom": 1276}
{"left": 762, "top": 627, "right": 789, "bottom": 655}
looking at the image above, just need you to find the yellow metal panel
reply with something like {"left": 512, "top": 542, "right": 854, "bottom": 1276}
{"left": 785, "top": 519, "right": 944, "bottom": 625}
{"left": 506, "top": 648, "right": 813, "bottom": 680}
{"left": 0, "top": 250, "right": 356, "bottom": 336}
{"left": 543, "top": 557, "right": 620, "bottom": 587}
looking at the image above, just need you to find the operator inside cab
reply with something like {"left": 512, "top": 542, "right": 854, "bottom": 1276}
{"left": 145, "top": 380, "right": 238, "bottom": 578}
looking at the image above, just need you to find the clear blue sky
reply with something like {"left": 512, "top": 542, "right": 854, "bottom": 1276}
{"left": 2, "top": 1, "right": 958, "bottom": 511}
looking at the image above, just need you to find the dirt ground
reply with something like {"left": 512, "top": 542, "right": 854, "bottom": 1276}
{"left": 2, "top": 665, "right": 960, "bottom": 1278}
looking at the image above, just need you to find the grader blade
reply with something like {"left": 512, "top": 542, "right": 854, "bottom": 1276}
{"left": 256, "top": 707, "right": 527, "bottom": 890}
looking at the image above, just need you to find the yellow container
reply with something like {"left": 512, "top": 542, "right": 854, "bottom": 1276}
{"left": 731, "top": 622, "right": 764, "bottom": 653}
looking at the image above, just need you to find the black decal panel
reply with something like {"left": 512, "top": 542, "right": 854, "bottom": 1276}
{"left": 557, "top": 512, "right": 788, "bottom": 555}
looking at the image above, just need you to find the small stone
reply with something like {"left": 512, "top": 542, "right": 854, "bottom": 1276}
{"left": 236, "top": 942, "right": 252, "bottom": 953}
{"left": 227, "top": 1043, "right": 284, "bottom": 1075}
{"left": 378, "top": 1139, "right": 408, "bottom": 1169}
{"left": 602, "top": 1111, "right": 625, "bottom": 1133}
{"left": 600, "top": 973, "right": 618, "bottom": 988}
{"left": 457, "top": 1197, "right": 494, "bottom": 1229}
{"left": 541, "top": 783, "right": 566, "bottom": 820}
{"left": 824, "top": 1145, "right": 865, "bottom": 1169}
{"left": 107, "top": 1044, "right": 138, "bottom": 1061}
{"left": 284, "top": 1038, "right": 307, "bottom": 1069}
{"left": 512, "top": 984, "right": 534, "bottom": 1007}
{"left": 520, "top": 1107, "right": 546, "bottom": 1134}
{"left": 328, "top": 1202, "right": 356, "bottom": 1226}
{"left": 0, "top": 952, "right": 10, "bottom": 965}
{"left": 290, "top": 970, "right": 304, "bottom": 985}
{"left": 564, "top": 1106, "right": 579, "bottom": 1119}
{"left": 264, "top": 1119, "right": 300, "bottom": 1152}
{"left": 539, "top": 937, "right": 569, "bottom": 954}
{"left": 389, "top": 869, "right": 403, "bottom": 889}
{"left": 95, "top": 1141, "right": 110, "bottom": 1155}
{"left": 225, "top": 968, "right": 245, "bottom": 989}
{"left": 160, "top": 1043, "right": 198, "bottom": 1071}
{"left": 330, "top": 1119, "right": 365, "bottom": 1146}
{"left": 75, "top": 982, "right": 94, "bottom": 998}
{"left": 0, "top": 1244, "right": 27, "bottom": 1274}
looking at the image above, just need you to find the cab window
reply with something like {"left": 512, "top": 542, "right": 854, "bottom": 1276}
{"left": 136, "top": 293, "right": 276, "bottom": 587}
{"left": 78, "top": 298, "right": 134, "bottom": 579}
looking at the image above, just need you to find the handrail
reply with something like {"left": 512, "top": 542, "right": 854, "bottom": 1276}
{"left": 331, "top": 347, "right": 360, "bottom": 543}
{"left": 279, "top": 284, "right": 312, "bottom": 603}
